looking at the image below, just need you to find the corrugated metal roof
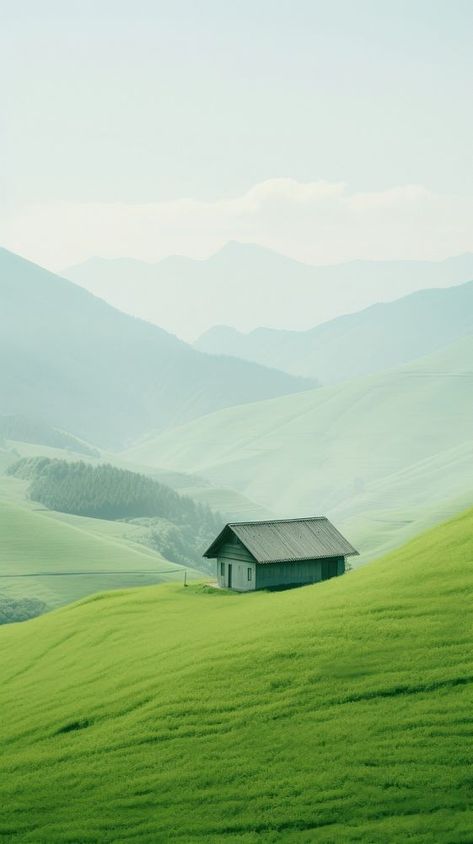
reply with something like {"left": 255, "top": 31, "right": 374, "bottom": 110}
{"left": 203, "top": 517, "right": 358, "bottom": 563}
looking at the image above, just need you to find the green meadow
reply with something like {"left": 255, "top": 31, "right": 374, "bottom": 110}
{"left": 0, "top": 499, "right": 194, "bottom": 608}
{"left": 0, "top": 507, "right": 472, "bottom": 842}
{"left": 0, "top": 441, "right": 268, "bottom": 614}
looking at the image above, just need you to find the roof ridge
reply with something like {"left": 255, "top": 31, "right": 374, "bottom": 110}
{"left": 228, "top": 516, "right": 327, "bottom": 527}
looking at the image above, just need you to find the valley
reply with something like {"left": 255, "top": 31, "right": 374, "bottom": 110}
{"left": 126, "top": 335, "right": 473, "bottom": 564}
{"left": 1, "top": 249, "right": 471, "bottom": 614}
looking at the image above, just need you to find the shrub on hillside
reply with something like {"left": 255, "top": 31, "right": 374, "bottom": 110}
{"left": 0, "top": 596, "right": 46, "bottom": 624}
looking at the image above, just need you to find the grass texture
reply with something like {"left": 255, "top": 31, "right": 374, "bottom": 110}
{"left": 0, "top": 499, "right": 192, "bottom": 609}
{"left": 0, "top": 507, "right": 472, "bottom": 841}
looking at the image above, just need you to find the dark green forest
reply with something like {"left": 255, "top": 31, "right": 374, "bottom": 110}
{"left": 8, "top": 458, "right": 222, "bottom": 570}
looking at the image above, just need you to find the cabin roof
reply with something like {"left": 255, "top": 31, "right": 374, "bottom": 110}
{"left": 203, "top": 516, "right": 359, "bottom": 564}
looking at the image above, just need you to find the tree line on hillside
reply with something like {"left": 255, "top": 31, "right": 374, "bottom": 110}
{"left": 7, "top": 458, "right": 222, "bottom": 571}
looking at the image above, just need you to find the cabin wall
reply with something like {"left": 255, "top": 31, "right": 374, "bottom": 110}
{"left": 216, "top": 537, "right": 256, "bottom": 591}
{"left": 212, "top": 534, "right": 346, "bottom": 590}
{"left": 255, "top": 556, "right": 344, "bottom": 590}
{"left": 217, "top": 538, "right": 255, "bottom": 564}
{"left": 217, "top": 557, "right": 256, "bottom": 591}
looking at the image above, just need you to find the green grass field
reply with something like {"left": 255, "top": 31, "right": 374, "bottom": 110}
{"left": 0, "top": 469, "right": 198, "bottom": 610}
{"left": 0, "top": 507, "right": 472, "bottom": 841}
{"left": 0, "top": 444, "right": 264, "bottom": 613}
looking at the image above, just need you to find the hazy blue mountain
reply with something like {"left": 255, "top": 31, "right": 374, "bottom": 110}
{"left": 195, "top": 279, "right": 473, "bottom": 382}
{"left": 0, "top": 249, "right": 313, "bottom": 448}
{"left": 64, "top": 242, "right": 473, "bottom": 340}
{"left": 0, "top": 414, "right": 99, "bottom": 456}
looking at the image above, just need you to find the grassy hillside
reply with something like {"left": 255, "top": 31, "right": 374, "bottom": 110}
{"left": 0, "top": 248, "right": 312, "bottom": 448}
{"left": 0, "top": 437, "right": 269, "bottom": 522}
{"left": 331, "top": 440, "right": 473, "bottom": 561}
{"left": 7, "top": 457, "right": 223, "bottom": 573}
{"left": 195, "top": 279, "right": 473, "bottom": 382}
{"left": 0, "top": 496, "right": 195, "bottom": 611}
{"left": 0, "top": 509, "right": 472, "bottom": 841}
{"left": 0, "top": 444, "right": 265, "bottom": 611}
{"left": 64, "top": 241, "right": 473, "bottom": 340}
{"left": 127, "top": 336, "right": 473, "bottom": 561}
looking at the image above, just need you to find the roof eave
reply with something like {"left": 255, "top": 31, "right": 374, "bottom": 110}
{"left": 255, "top": 548, "right": 359, "bottom": 564}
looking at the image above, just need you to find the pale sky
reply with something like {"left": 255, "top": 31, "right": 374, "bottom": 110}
{"left": 1, "top": 0, "right": 473, "bottom": 269}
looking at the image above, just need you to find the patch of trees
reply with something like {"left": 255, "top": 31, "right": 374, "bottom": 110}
{"left": 0, "top": 595, "right": 46, "bottom": 625}
{"left": 8, "top": 458, "right": 222, "bottom": 570}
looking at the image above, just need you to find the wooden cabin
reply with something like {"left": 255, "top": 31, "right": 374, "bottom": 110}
{"left": 203, "top": 516, "right": 359, "bottom": 592}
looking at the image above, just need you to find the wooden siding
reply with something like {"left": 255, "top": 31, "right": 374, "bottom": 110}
{"left": 255, "top": 556, "right": 344, "bottom": 590}
{"left": 217, "top": 537, "right": 255, "bottom": 563}
{"left": 214, "top": 534, "right": 345, "bottom": 591}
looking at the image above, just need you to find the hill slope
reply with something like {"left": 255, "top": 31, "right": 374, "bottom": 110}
{"left": 0, "top": 248, "right": 312, "bottom": 447}
{"left": 0, "top": 414, "right": 99, "bottom": 456}
{"left": 127, "top": 336, "right": 473, "bottom": 559}
{"left": 0, "top": 498, "right": 193, "bottom": 610}
{"left": 196, "top": 279, "right": 473, "bottom": 382}
{"left": 0, "top": 509, "right": 472, "bottom": 841}
{"left": 64, "top": 242, "right": 473, "bottom": 340}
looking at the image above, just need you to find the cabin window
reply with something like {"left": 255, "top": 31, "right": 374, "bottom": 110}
{"left": 220, "top": 562, "right": 225, "bottom": 577}
{"left": 247, "top": 568, "right": 252, "bottom": 581}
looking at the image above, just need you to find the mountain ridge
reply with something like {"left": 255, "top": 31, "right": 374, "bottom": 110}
{"left": 195, "top": 279, "right": 473, "bottom": 381}
{"left": 0, "top": 248, "right": 313, "bottom": 448}
{"left": 63, "top": 242, "right": 473, "bottom": 340}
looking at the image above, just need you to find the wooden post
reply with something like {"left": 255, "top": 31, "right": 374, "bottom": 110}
{"left": 184, "top": 570, "right": 187, "bottom": 587}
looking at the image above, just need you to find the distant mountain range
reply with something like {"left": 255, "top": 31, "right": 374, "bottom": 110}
{"left": 63, "top": 242, "right": 473, "bottom": 340}
{"left": 195, "top": 279, "right": 473, "bottom": 382}
{"left": 0, "top": 249, "right": 313, "bottom": 448}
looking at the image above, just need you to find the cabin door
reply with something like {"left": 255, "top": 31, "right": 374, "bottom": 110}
{"left": 227, "top": 564, "right": 232, "bottom": 588}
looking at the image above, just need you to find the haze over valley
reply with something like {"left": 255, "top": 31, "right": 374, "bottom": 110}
{"left": 1, "top": 246, "right": 471, "bottom": 583}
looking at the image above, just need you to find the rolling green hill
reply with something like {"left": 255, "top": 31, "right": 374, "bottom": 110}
{"left": 127, "top": 335, "right": 473, "bottom": 561}
{"left": 0, "top": 248, "right": 312, "bottom": 448}
{"left": 195, "top": 279, "right": 473, "bottom": 382}
{"left": 7, "top": 457, "right": 223, "bottom": 572}
{"left": 0, "top": 442, "right": 266, "bottom": 612}
{"left": 0, "top": 493, "right": 195, "bottom": 612}
{"left": 0, "top": 436, "right": 270, "bottom": 523}
{"left": 0, "top": 508, "right": 472, "bottom": 841}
